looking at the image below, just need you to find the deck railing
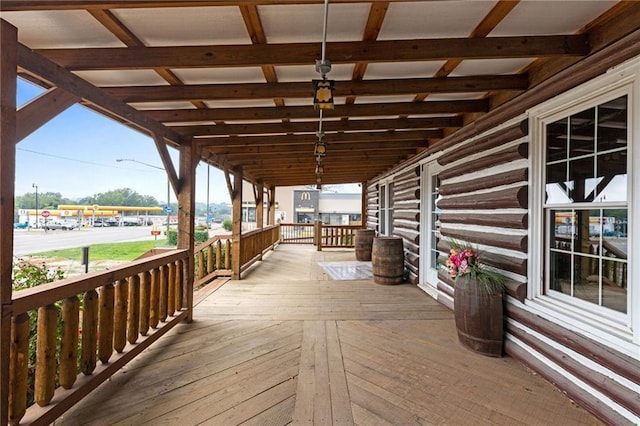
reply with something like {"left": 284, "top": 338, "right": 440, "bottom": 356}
{"left": 239, "top": 225, "right": 280, "bottom": 273}
{"left": 194, "top": 235, "right": 233, "bottom": 287}
{"left": 9, "top": 250, "right": 189, "bottom": 425}
{"left": 316, "top": 224, "right": 359, "bottom": 250}
{"left": 279, "top": 223, "right": 315, "bottom": 244}
{"left": 279, "top": 222, "right": 359, "bottom": 250}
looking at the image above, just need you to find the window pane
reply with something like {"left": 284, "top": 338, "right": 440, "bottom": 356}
{"left": 546, "top": 118, "right": 568, "bottom": 162}
{"left": 549, "top": 251, "right": 571, "bottom": 295}
{"left": 551, "top": 210, "right": 574, "bottom": 248}
{"left": 597, "top": 95, "right": 627, "bottom": 152}
{"left": 569, "top": 108, "right": 595, "bottom": 158}
{"left": 545, "top": 162, "right": 569, "bottom": 204}
{"left": 594, "top": 152, "right": 627, "bottom": 203}
{"left": 568, "top": 157, "right": 595, "bottom": 202}
{"left": 573, "top": 253, "right": 598, "bottom": 304}
{"left": 430, "top": 174, "right": 441, "bottom": 270}
{"left": 602, "top": 259, "right": 627, "bottom": 313}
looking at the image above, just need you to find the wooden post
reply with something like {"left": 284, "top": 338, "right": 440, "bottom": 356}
{"left": 255, "top": 181, "right": 264, "bottom": 260}
{"left": 361, "top": 181, "right": 367, "bottom": 227}
{"left": 0, "top": 20, "right": 18, "bottom": 426}
{"left": 268, "top": 186, "right": 276, "bottom": 225}
{"left": 177, "top": 137, "right": 196, "bottom": 321}
{"left": 315, "top": 220, "right": 323, "bottom": 251}
{"left": 255, "top": 182, "right": 264, "bottom": 230}
{"left": 229, "top": 168, "right": 243, "bottom": 280}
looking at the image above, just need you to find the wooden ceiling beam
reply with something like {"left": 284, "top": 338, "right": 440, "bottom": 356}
{"left": 218, "top": 147, "right": 419, "bottom": 161}
{"left": 35, "top": 35, "right": 589, "bottom": 70}
{"left": 205, "top": 140, "right": 425, "bottom": 155}
{"left": 197, "top": 130, "right": 433, "bottom": 148}
{"left": 148, "top": 105, "right": 467, "bottom": 124}
{"left": 103, "top": 75, "right": 527, "bottom": 103}
{"left": 180, "top": 117, "right": 452, "bottom": 137}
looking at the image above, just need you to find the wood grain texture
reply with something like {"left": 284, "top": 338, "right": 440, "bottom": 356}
{"left": 55, "top": 246, "right": 601, "bottom": 426}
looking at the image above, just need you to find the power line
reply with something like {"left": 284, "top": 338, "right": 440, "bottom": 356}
{"left": 17, "top": 147, "right": 160, "bottom": 173}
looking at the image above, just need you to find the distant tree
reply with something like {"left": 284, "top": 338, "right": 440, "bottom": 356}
{"left": 78, "top": 188, "right": 159, "bottom": 207}
{"left": 15, "top": 192, "right": 75, "bottom": 209}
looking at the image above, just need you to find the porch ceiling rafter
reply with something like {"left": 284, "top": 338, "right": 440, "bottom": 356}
{"left": 2, "top": 0, "right": 636, "bottom": 187}
{"left": 103, "top": 75, "right": 528, "bottom": 103}
{"left": 197, "top": 130, "right": 432, "bottom": 149}
{"left": 33, "top": 36, "right": 589, "bottom": 70}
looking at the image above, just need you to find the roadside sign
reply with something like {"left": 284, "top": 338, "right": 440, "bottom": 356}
{"left": 41, "top": 210, "right": 50, "bottom": 218}
{"left": 163, "top": 206, "right": 172, "bottom": 214}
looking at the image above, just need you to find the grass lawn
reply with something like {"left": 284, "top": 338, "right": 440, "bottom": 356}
{"left": 29, "top": 240, "right": 172, "bottom": 262}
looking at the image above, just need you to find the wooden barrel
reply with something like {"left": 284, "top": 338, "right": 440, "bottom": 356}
{"left": 372, "top": 237, "right": 404, "bottom": 285}
{"left": 454, "top": 276, "right": 504, "bottom": 357}
{"left": 354, "top": 229, "right": 375, "bottom": 261}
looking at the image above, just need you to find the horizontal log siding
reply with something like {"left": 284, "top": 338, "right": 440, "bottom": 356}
{"left": 392, "top": 166, "right": 420, "bottom": 285}
{"left": 507, "top": 305, "right": 640, "bottom": 424}
{"left": 366, "top": 183, "right": 379, "bottom": 231}
{"left": 435, "top": 121, "right": 528, "bottom": 303}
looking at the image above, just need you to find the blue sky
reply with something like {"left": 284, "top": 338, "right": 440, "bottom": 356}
{"left": 15, "top": 78, "right": 230, "bottom": 205}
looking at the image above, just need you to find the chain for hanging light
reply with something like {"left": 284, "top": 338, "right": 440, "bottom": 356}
{"left": 313, "top": 0, "right": 333, "bottom": 188}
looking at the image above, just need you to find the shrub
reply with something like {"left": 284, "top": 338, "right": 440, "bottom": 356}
{"left": 166, "top": 228, "right": 209, "bottom": 245}
{"left": 222, "top": 219, "right": 232, "bottom": 231}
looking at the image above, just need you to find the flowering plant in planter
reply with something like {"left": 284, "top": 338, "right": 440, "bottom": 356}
{"left": 445, "top": 242, "right": 505, "bottom": 294}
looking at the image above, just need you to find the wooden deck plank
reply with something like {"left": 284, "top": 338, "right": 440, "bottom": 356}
{"left": 326, "top": 320, "right": 354, "bottom": 426}
{"left": 56, "top": 245, "right": 602, "bottom": 426}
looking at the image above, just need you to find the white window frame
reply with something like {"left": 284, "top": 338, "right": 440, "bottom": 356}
{"left": 529, "top": 57, "right": 640, "bottom": 351}
{"left": 379, "top": 181, "right": 394, "bottom": 236}
{"left": 419, "top": 161, "right": 442, "bottom": 292}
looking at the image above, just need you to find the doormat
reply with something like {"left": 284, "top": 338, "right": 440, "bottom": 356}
{"left": 317, "top": 261, "right": 372, "bottom": 280}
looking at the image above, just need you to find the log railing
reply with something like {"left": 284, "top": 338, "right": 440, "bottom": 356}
{"left": 239, "top": 225, "right": 280, "bottom": 273}
{"left": 193, "top": 235, "right": 233, "bottom": 287}
{"left": 9, "top": 250, "right": 189, "bottom": 426}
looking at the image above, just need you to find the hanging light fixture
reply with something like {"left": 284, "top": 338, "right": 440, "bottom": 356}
{"left": 314, "top": 130, "right": 326, "bottom": 158}
{"left": 313, "top": 0, "right": 334, "bottom": 110}
{"left": 313, "top": 0, "right": 331, "bottom": 188}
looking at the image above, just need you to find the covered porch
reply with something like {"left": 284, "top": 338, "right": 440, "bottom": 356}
{"left": 53, "top": 246, "right": 599, "bottom": 425}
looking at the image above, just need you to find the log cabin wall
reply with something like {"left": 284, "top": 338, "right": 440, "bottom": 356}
{"left": 435, "top": 120, "right": 529, "bottom": 309}
{"left": 367, "top": 57, "right": 640, "bottom": 426}
{"left": 391, "top": 166, "right": 421, "bottom": 285}
{"left": 365, "top": 183, "right": 379, "bottom": 232}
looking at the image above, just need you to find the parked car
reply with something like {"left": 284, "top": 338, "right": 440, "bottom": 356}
{"left": 13, "top": 221, "right": 29, "bottom": 229}
{"left": 43, "top": 220, "right": 78, "bottom": 230}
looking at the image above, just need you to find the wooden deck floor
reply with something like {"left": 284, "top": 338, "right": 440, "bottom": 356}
{"left": 57, "top": 245, "right": 602, "bottom": 425}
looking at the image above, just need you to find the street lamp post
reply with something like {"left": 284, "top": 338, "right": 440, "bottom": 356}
{"left": 32, "top": 183, "right": 38, "bottom": 229}
{"left": 116, "top": 158, "right": 171, "bottom": 235}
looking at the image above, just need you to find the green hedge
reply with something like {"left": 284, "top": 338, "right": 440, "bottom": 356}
{"left": 166, "top": 228, "right": 209, "bottom": 245}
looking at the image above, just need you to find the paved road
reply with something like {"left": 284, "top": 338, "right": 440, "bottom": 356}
{"left": 13, "top": 224, "right": 224, "bottom": 256}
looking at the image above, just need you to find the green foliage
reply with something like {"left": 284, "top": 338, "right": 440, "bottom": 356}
{"left": 222, "top": 219, "right": 232, "bottom": 231}
{"left": 15, "top": 191, "right": 76, "bottom": 210}
{"left": 166, "top": 228, "right": 209, "bottom": 245}
{"left": 12, "top": 259, "right": 66, "bottom": 408}
{"left": 167, "top": 228, "right": 178, "bottom": 245}
{"left": 445, "top": 239, "right": 506, "bottom": 294}
{"left": 12, "top": 258, "right": 65, "bottom": 291}
{"left": 195, "top": 230, "right": 209, "bottom": 243}
{"left": 77, "top": 187, "right": 159, "bottom": 207}
{"left": 29, "top": 240, "right": 166, "bottom": 261}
